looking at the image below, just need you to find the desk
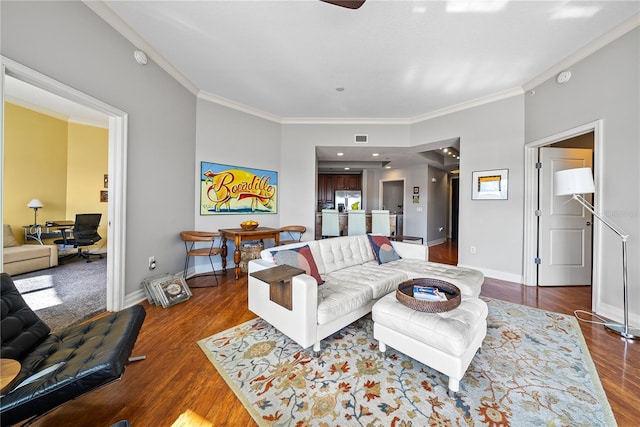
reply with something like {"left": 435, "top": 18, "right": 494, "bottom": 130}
{"left": 219, "top": 227, "right": 280, "bottom": 279}
{"left": 1, "top": 359, "right": 21, "bottom": 394}
{"left": 23, "top": 221, "right": 74, "bottom": 245}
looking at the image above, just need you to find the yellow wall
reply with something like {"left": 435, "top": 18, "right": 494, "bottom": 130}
{"left": 66, "top": 123, "right": 109, "bottom": 245}
{"left": 4, "top": 103, "right": 68, "bottom": 242}
{"left": 4, "top": 102, "right": 108, "bottom": 249}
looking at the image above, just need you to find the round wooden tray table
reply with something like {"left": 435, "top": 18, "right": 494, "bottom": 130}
{"left": 396, "top": 278, "right": 461, "bottom": 313}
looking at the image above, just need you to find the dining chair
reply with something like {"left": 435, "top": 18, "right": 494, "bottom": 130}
{"left": 278, "top": 225, "right": 306, "bottom": 245}
{"left": 180, "top": 231, "right": 222, "bottom": 286}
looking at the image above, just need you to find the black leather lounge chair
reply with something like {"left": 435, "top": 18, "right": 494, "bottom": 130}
{"left": 0, "top": 272, "right": 145, "bottom": 426}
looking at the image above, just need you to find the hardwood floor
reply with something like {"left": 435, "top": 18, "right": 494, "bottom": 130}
{"left": 30, "top": 240, "right": 638, "bottom": 426}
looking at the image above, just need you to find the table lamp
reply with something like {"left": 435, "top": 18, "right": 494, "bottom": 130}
{"left": 554, "top": 167, "right": 639, "bottom": 340}
{"left": 27, "top": 199, "right": 44, "bottom": 226}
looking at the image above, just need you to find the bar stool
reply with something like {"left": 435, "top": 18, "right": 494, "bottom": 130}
{"left": 321, "top": 209, "right": 340, "bottom": 238}
{"left": 180, "top": 231, "right": 222, "bottom": 286}
{"left": 371, "top": 210, "right": 391, "bottom": 236}
{"left": 347, "top": 210, "right": 366, "bottom": 235}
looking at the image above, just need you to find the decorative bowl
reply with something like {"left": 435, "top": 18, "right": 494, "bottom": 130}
{"left": 240, "top": 222, "right": 259, "bottom": 230}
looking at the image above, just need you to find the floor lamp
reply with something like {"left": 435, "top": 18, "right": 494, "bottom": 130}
{"left": 554, "top": 167, "right": 639, "bottom": 340}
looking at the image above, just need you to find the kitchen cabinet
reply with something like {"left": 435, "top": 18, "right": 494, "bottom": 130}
{"left": 318, "top": 174, "right": 361, "bottom": 210}
{"left": 317, "top": 174, "right": 335, "bottom": 210}
{"left": 333, "top": 174, "right": 361, "bottom": 191}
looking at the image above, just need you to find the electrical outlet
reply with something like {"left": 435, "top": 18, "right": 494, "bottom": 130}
{"left": 470, "top": 246, "right": 476, "bottom": 254}
{"left": 148, "top": 256, "right": 156, "bottom": 270}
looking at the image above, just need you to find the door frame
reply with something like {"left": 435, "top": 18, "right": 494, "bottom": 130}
{"left": 1, "top": 56, "right": 128, "bottom": 311}
{"left": 379, "top": 178, "right": 406, "bottom": 211}
{"left": 523, "top": 120, "right": 603, "bottom": 304}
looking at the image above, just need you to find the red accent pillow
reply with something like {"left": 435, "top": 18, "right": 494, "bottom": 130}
{"left": 271, "top": 245, "right": 324, "bottom": 285}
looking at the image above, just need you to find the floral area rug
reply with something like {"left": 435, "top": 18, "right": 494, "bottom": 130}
{"left": 198, "top": 298, "right": 616, "bottom": 426}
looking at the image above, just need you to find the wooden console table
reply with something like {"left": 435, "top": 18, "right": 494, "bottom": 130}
{"left": 219, "top": 227, "right": 280, "bottom": 279}
{"left": 250, "top": 265, "right": 305, "bottom": 310}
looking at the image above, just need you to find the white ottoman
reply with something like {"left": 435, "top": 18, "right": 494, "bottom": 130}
{"left": 372, "top": 292, "right": 488, "bottom": 395}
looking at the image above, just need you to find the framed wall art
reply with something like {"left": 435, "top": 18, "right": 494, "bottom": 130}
{"left": 472, "top": 169, "right": 509, "bottom": 200}
{"left": 200, "top": 161, "right": 278, "bottom": 215}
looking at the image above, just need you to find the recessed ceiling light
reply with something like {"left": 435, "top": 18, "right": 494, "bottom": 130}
{"left": 344, "top": 167, "right": 350, "bottom": 170}
{"left": 372, "top": 153, "right": 379, "bottom": 157}
{"left": 337, "top": 152, "right": 344, "bottom": 156}
{"left": 385, "top": 165, "right": 391, "bottom": 169}
{"left": 443, "top": 148, "right": 449, "bottom": 153}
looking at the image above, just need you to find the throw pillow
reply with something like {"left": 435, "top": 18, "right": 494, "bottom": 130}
{"left": 271, "top": 245, "right": 324, "bottom": 285}
{"left": 3, "top": 224, "right": 20, "bottom": 248}
{"left": 368, "top": 234, "right": 401, "bottom": 265}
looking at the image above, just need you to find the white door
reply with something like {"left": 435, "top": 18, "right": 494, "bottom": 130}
{"left": 538, "top": 147, "right": 593, "bottom": 286}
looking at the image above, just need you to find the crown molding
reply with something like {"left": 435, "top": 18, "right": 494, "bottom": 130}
{"left": 86, "top": 2, "right": 638, "bottom": 125}
{"left": 197, "top": 91, "right": 283, "bottom": 123}
{"left": 409, "top": 87, "right": 524, "bottom": 124}
{"left": 82, "top": 1, "right": 199, "bottom": 96}
{"left": 523, "top": 13, "right": 640, "bottom": 91}
{"left": 281, "top": 117, "right": 412, "bottom": 125}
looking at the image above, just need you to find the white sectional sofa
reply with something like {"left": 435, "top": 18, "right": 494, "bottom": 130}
{"left": 248, "top": 234, "right": 484, "bottom": 354}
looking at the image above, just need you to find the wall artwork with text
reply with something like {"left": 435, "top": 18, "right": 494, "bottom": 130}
{"left": 200, "top": 162, "right": 278, "bottom": 215}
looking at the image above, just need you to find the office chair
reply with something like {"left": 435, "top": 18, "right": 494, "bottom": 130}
{"left": 55, "top": 213, "right": 103, "bottom": 262}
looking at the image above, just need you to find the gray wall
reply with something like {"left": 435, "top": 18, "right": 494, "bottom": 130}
{"left": 411, "top": 96, "right": 526, "bottom": 281}
{"left": 526, "top": 28, "right": 639, "bottom": 324}
{"left": 427, "top": 166, "right": 449, "bottom": 245}
{"left": 1, "top": 1, "right": 197, "bottom": 296}
{"left": 194, "top": 99, "right": 281, "bottom": 270}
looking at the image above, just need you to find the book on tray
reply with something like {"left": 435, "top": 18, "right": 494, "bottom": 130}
{"left": 413, "top": 285, "right": 448, "bottom": 302}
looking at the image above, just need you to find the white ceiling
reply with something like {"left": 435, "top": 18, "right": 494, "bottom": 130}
{"left": 99, "top": 0, "right": 640, "bottom": 120}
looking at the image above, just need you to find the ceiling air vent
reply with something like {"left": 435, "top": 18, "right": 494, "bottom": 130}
{"left": 354, "top": 134, "right": 368, "bottom": 144}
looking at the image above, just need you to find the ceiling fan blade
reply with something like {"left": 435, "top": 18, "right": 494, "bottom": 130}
{"left": 320, "top": 0, "right": 366, "bottom": 10}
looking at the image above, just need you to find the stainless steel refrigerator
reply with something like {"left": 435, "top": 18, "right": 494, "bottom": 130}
{"left": 335, "top": 190, "right": 362, "bottom": 212}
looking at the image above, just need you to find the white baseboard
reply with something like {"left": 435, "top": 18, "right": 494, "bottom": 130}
{"left": 124, "top": 289, "right": 147, "bottom": 308}
{"left": 427, "top": 238, "right": 446, "bottom": 246}
{"left": 457, "top": 263, "right": 523, "bottom": 284}
{"left": 594, "top": 300, "right": 640, "bottom": 328}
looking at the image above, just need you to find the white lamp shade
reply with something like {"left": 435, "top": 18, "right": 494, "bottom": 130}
{"left": 27, "top": 199, "right": 44, "bottom": 209}
{"left": 554, "top": 168, "right": 595, "bottom": 196}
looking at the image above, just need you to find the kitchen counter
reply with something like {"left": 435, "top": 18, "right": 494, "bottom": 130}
{"left": 314, "top": 213, "right": 403, "bottom": 240}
